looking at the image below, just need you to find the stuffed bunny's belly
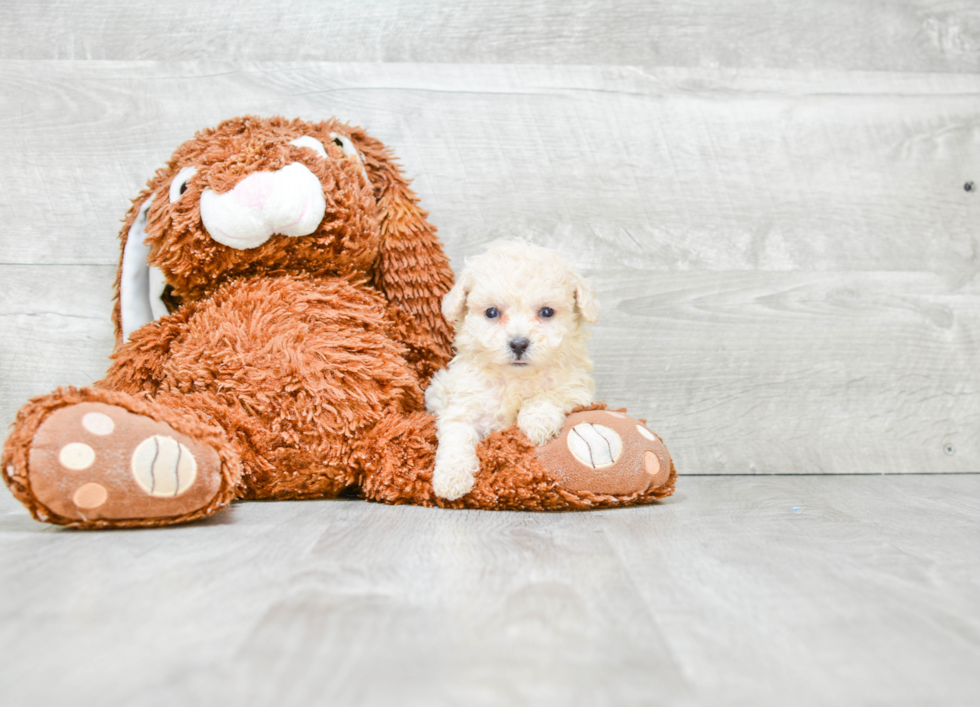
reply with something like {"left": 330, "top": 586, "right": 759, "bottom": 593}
{"left": 106, "top": 275, "right": 424, "bottom": 500}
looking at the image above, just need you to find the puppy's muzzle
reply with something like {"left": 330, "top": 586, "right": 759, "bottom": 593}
{"left": 509, "top": 337, "right": 530, "bottom": 360}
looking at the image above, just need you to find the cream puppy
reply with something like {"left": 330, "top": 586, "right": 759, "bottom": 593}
{"left": 426, "top": 239, "right": 600, "bottom": 500}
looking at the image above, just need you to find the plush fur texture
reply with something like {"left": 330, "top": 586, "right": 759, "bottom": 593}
{"left": 2, "top": 116, "right": 675, "bottom": 528}
{"left": 362, "top": 403, "right": 677, "bottom": 511}
{"left": 101, "top": 116, "right": 455, "bottom": 504}
{"left": 426, "top": 240, "right": 600, "bottom": 500}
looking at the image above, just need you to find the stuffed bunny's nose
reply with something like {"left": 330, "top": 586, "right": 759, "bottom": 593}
{"left": 200, "top": 163, "right": 326, "bottom": 250}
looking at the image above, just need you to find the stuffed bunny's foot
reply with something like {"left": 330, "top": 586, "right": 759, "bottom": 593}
{"left": 3, "top": 389, "right": 240, "bottom": 528}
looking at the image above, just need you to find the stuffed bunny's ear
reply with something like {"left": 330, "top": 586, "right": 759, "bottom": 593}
{"left": 118, "top": 197, "right": 170, "bottom": 341}
{"left": 362, "top": 139, "right": 455, "bottom": 361}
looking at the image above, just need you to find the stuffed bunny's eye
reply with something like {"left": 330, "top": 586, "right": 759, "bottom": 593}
{"left": 168, "top": 166, "right": 197, "bottom": 204}
{"left": 329, "top": 132, "right": 360, "bottom": 159}
{"left": 288, "top": 136, "right": 328, "bottom": 160}
{"left": 292, "top": 132, "right": 369, "bottom": 184}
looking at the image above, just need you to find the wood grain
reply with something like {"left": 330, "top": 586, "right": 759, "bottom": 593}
{"left": 1, "top": 475, "right": 977, "bottom": 706}
{"left": 0, "top": 265, "right": 116, "bottom": 405}
{"left": 3, "top": 1, "right": 980, "bottom": 74}
{"left": 596, "top": 269, "right": 980, "bottom": 474}
{"left": 1, "top": 62, "right": 978, "bottom": 274}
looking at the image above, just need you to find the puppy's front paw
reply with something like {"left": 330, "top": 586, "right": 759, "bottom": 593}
{"left": 432, "top": 452, "right": 479, "bottom": 501}
{"left": 518, "top": 406, "right": 567, "bottom": 446}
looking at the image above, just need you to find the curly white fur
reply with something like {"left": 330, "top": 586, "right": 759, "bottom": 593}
{"left": 425, "top": 239, "right": 600, "bottom": 500}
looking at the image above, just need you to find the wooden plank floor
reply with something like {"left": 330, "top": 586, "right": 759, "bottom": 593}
{"left": 1, "top": 475, "right": 978, "bottom": 706}
{"left": 1, "top": 2, "right": 979, "bottom": 705}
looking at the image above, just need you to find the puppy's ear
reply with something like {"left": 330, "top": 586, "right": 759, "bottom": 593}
{"left": 574, "top": 273, "right": 601, "bottom": 324}
{"left": 442, "top": 269, "right": 474, "bottom": 324}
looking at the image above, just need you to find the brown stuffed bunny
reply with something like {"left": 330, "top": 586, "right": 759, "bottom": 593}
{"left": 1, "top": 116, "right": 675, "bottom": 528}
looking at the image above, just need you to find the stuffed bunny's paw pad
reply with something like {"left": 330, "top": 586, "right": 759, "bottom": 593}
{"left": 536, "top": 410, "right": 673, "bottom": 496}
{"left": 26, "top": 403, "right": 224, "bottom": 523}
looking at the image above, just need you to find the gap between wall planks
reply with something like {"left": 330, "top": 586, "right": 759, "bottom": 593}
{"left": 0, "top": 62, "right": 977, "bottom": 475}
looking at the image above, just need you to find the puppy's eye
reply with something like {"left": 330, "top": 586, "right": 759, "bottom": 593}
{"left": 485, "top": 307, "right": 500, "bottom": 319}
{"left": 168, "top": 166, "right": 197, "bottom": 204}
{"left": 539, "top": 307, "right": 555, "bottom": 318}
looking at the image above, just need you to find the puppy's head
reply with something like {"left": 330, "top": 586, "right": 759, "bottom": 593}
{"left": 443, "top": 239, "right": 600, "bottom": 370}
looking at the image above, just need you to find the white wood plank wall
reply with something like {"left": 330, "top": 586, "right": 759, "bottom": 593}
{"left": 0, "top": 3, "right": 978, "bottom": 477}
{"left": 4, "top": 1, "right": 980, "bottom": 73}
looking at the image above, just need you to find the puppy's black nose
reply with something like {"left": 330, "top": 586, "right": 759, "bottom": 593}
{"left": 509, "top": 338, "right": 530, "bottom": 358}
